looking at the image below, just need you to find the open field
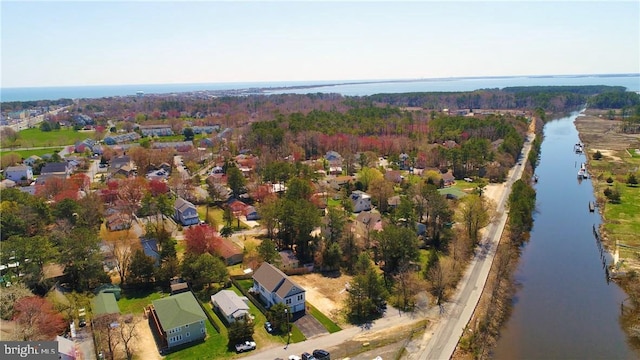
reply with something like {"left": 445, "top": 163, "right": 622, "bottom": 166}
{"left": 292, "top": 272, "right": 353, "bottom": 326}
{"left": 1, "top": 127, "right": 91, "bottom": 149}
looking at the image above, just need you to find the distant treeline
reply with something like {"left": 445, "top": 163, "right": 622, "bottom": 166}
{"left": 365, "top": 86, "right": 627, "bottom": 112}
{"left": 587, "top": 91, "right": 640, "bottom": 109}
{"left": 1, "top": 99, "right": 73, "bottom": 112}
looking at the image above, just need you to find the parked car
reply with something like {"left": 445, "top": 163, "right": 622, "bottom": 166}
{"left": 301, "top": 352, "right": 316, "bottom": 360}
{"left": 313, "top": 349, "right": 330, "bottom": 360}
{"left": 235, "top": 341, "right": 256, "bottom": 353}
{"left": 288, "top": 356, "right": 302, "bottom": 360}
{"left": 264, "top": 321, "right": 273, "bottom": 333}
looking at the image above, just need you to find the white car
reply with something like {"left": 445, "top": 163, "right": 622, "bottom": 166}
{"left": 288, "top": 356, "right": 302, "bottom": 360}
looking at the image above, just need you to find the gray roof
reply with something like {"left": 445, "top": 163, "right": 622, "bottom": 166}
{"left": 175, "top": 197, "right": 196, "bottom": 214}
{"left": 40, "top": 162, "right": 67, "bottom": 174}
{"left": 152, "top": 292, "right": 206, "bottom": 330}
{"left": 211, "top": 290, "right": 249, "bottom": 319}
{"left": 5, "top": 165, "right": 29, "bottom": 172}
{"left": 253, "top": 262, "right": 305, "bottom": 298}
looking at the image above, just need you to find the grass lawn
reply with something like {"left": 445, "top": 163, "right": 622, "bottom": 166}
{"left": 118, "top": 288, "right": 165, "bottom": 314}
{"left": 307, "top": 302, "right": 341, "bottom": 333}
{"left": 232, "top": 280, "right": 306, "bottom": 344}
{"left": 3, "top": 127, "right": 90, "bottom": 149}
{"left": 0, "top": 148, "right": 63, "bottom": 160}
{"left": 588, "top": 151, "right": 640, "bottom": 263}
{"left": 165, "top": 318, "right": 231, "bottom": 360}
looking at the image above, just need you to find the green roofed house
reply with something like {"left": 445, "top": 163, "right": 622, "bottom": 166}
{"left": 92, "top": 292, "right": 120, "bottom": 317}
{"left": 149, "top": 292, "right": 207, "bottom": 350}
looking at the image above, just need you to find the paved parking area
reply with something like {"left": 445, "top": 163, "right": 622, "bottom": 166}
{"left": 293, "top": 313, "right": 328, "bottom": 339}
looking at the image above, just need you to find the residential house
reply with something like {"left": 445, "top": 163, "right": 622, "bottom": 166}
{"left": 252, "top": 262, "right": 306, "bottom": 314}
{"left": 23, "top": 155, "right": 41, "bottom": 167}
{"left": 103, "top": 132, "right": 140, "bottom": 145}
{"left": 352, "top": 211, "right": 383, "bottom": 243}
{"left": 441, "top": 170, "right": 455, "bottom": 187}
{"left": 387, "top": 195, "right": 401, "bottom": 209}
{"left": 211, "top": 290, "right": 250, "bottom": 325}
{"left": 110, "top": 155, "right": 132, "bottom": 170}
{"left": 140, "top": 238, "right": 161, "bottom": 267}
{"left": 40, "top": 162, "right": 71, "bottom": 178}
{"left": 149, "top": 292, "right": 207, "bottom": 349}
{"left": 350, "top": 190, "right": 372, "bottom": 213}
{"left": 174, "top": 197, "right": 200, "bottom": 226}
{"left": 140, "top": 125, "right": 174, "bottom": 137}
{"left": 244, "top": 206, "right": 259, "bottom": 221}
{"left": 384, "top": 170, "right": 403, "bottom": 184}
{"left": 279, "top": 250, "right": 299, "bottom": 270}
{"left": 105, "top": 213, "right": 131, "bottom": 231}
{"left": 92, "top": 292, "right": 120, "bottom": 317}
{"left": 113, "top": 165, "right": 135, "bottom": 178}
{"left": 192, "top": 125, "right": 220, "bottom": 134}
{"left": 325, "top": 151, "right": 342, "bottom": 164}
{"left": 4, "top": 165, "right": 33, "bottom": 183}
{"left": 73, "top": 114, "right": 94, "bottom": 127}
{"left": 213, "top": 238, "right": 244, "bottom": 266}
{"left": 228, "top": 199, "right": 249, "bottom": 217}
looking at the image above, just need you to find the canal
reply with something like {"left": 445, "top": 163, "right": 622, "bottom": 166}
{"left": 493, "top": 112, "right": 636, "bottom": 359}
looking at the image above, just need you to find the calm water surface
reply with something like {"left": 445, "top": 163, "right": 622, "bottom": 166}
{"left": 493, "top": 113, "right": 636, "bottom": 359}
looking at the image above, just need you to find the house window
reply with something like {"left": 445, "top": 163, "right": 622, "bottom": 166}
{"left": 185, "top": 324, "right": 189, "bottom": 328}
{"left": 186, "top": 332, "right": 190, "bottom": 337}
{"left": 201, "top": 328, "right": 205, "bottom": 334}
{"left": 200, "top": 320, "right": 204, "bottom": 325}
{"left": 298, "top": 295, "right": 303, "bottom": 301}
{"left": 286, "top": 298, "right": 291, "bottom": 305}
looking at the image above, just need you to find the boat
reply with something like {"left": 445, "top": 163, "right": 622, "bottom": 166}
{"left": 589, "top": 201, "right": 595, "bottom": 212}
{"left": 533, "top": 174, "right": 539, "bottom": 183}
{"left": 574, "top": 143, "right": 584, "bottom": 153}
{"left": 578, "top": 169, "right": 586, "bottom": 179}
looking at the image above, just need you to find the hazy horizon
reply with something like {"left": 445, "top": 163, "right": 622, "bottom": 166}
{"left": 2, "top": 72, "right": 638, "bottom": 90}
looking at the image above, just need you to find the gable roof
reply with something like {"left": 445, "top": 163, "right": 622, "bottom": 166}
{"left": 211, "top": 290, "right": 249, "bottom": 319}
{"left": 275, "top": 278, "right": 304, "bottom": 299}
{"left": 253, "top": 262, "right": 305, "bottom": 297}
{"left": 152, "top": 292, "right": 206, "bottom": 330}
{"left": 175, "top": 197, "right": 196, "bottom": 214}
{"left": 215, "top": 238, "right": 242, "bottom": 260}
{"left": 40, "top": 162, "right": 68, "bottom": 174}
{"left": 5, "top": 165, "right": 30, "bottom": 172}
{"left": 92, "top": 292, "right": 120, "bottom": 316}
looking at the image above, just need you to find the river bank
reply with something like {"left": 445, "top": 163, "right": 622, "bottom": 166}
{"left": 574, "top": 109, "right": 640, "bottom": 352}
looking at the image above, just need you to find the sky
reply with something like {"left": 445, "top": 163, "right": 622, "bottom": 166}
{"left": 1, "top": 1, "right": 639, "bottom": 88}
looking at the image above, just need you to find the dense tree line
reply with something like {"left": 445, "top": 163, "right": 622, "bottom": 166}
{"left": 507, "top": 179, "right": 536, "bottom": 243}
{"left": 587, "top": 91, "right": 640, "bottom": 109}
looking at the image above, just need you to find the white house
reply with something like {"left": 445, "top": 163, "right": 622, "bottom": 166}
{"left": 4, "top": 165, "right": 33, "bottom": 183}
{"left": 174, "top": 197, "right": 200, "bottom": 226}
{"left": 350, "top": 190, "right": 372, "bottom": 213}
{"left": 211, "top": 290, "right": 250, "bottom": 325}
{"left": 252, "top": 262, "right": 306, "bottom": 314}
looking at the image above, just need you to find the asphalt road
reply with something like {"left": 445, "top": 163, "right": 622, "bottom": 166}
{"left": 414, "top": 133, "right": 536, "bottom": 360}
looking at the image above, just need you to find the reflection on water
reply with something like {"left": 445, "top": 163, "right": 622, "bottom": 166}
{"left": 493, "top": 112, "right": 635, "bottom": 359}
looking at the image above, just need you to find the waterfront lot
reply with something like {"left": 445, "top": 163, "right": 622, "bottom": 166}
{"left": 575, "top": 112, "right": 640, "bottom": 270}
